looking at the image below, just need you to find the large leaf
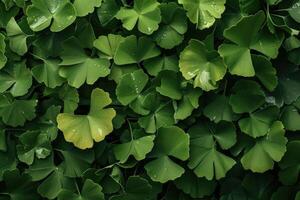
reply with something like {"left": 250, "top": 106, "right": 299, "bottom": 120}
{"left": 57, "top": 88, "right": 116, "bottom": 149}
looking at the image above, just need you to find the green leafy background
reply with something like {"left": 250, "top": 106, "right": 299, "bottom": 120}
{"left": 1, "top": 0, "right": 300, "bottom": 199}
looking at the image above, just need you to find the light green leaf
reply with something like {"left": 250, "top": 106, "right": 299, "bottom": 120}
{"left": 145, "top": 126, "right": 189, "bottom": 183}
{"left": 0, "top": 61, "right": 32, "bottom": 97}
{"left": 188, "top": 122, "right": 236, "bottom": 180}
{"left": 59, "top": 37, "right": 110, "bottom": 88}
{"left": 116, "top": 0, "right": 161, "bottom": 35}
{"left": 179, "top": 39, "right": 226, "bottom": 91}
{"left": 241, "top": 121, "right": 287, "bottom": 173}
{"left": 116, "top": 69, "right": 149, "bottom": 105}
{"left": 26, "top": 0, "right": 76, "bottom": 32}
{"left": 57, "top": 88, "right": 116, "bottom": 149}
{"left": 74, "top": 0, "right": 102, "bottom": 17}
{"left": 178, "top": 0, "right": 226, "bottom": 30}
{"left": 114, "top": 35, "right": 160, "bottom": 65}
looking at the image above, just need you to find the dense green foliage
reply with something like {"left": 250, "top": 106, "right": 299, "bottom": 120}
{"left": 1, "top": 0, "right": 300, "bottom": 199}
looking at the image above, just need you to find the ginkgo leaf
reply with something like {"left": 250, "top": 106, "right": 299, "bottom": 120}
{"left": 137, "top": 93, "right": 175, "bottom": 133}
{"left": 116, "top": 0, "right": 161, "bottom": 35}
{"left": 179, "top": 39, "right": 226, "bottom": 91}
{"left": 145, "top": 126, "right": 189, "bottom": 183}
{"left": 57, "top": 88, "right": 116, "bottom": 149}
{"left": 6, "top": 17, "right": 29, "bottom": 56}
{"left": 241, "top": 121, "right": 287, "bottom": 173}
{"left": 73, "top": 0, "right": 102, "bottom": 17}
{"left": 16, "top": 131, "right": 51, "bottom": 165}
{"left": 178, "top": 0, "right": 226, "bottom": 30}
{"left": 174, "top": 169, "right": 216, "bottom": 198}
{"left": 0, "top": 94, "right": 37, "bottom": 127}
{"left": 203, "top": 95, "right": 238, "bottom": 123}
{"left": 116, "top": 69, "right": 149, "bottom": 105}
{"left": 238, "top": 106, "right": 279, "bottom": 138}
{"left": 279, "top": 141, "right": 300, "bottom": 185}
{"left": 188, "top": 122, "right": 236, "bottom": 180}
{"left": 229, "top": 80, "right": 265, "bottom": 113}
{"left": 0, "top": 61, "right": 32, "bottom": 97}
{"left": 281, "top": 105, "right": 300, "bottom": 131}
{"left": 113, "top": 135, "right": 155, "bottom": 163}
{"left": 93, "top": 34, "right": 124, "bottom": 59}
{"left": 152, "top": 2, "right": 187, "bottom": 49}
{"left": 110, "top": 176, "right": 152, "bottom": 200}
{"left": 144, "top": 55, "right": 178, "bottom": 76}
{"left": 0, "top": 33, "right": 7, "bottom": 69}
{"left": 59, "top": 37, "right": 110, "bottom": 88}
{"left": 218, "top": 11, "right": 284, "bottom": 77}
{"left": 174, "top": 87, "right": 202, "bottom": 120}
{"left": 58, "top": 179, "right": 104, "bottom": 200}
{"left": 32, "top": 56, "right": 65, "bottom": 89}
{"left": 26, "top": 0, "right": 76, "bottom": 32}
{"left": 253, "top": 55, "right": 278, "bottom": 91}
{"left": 114, "top": 35, "right": 160, "bottom": 65}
